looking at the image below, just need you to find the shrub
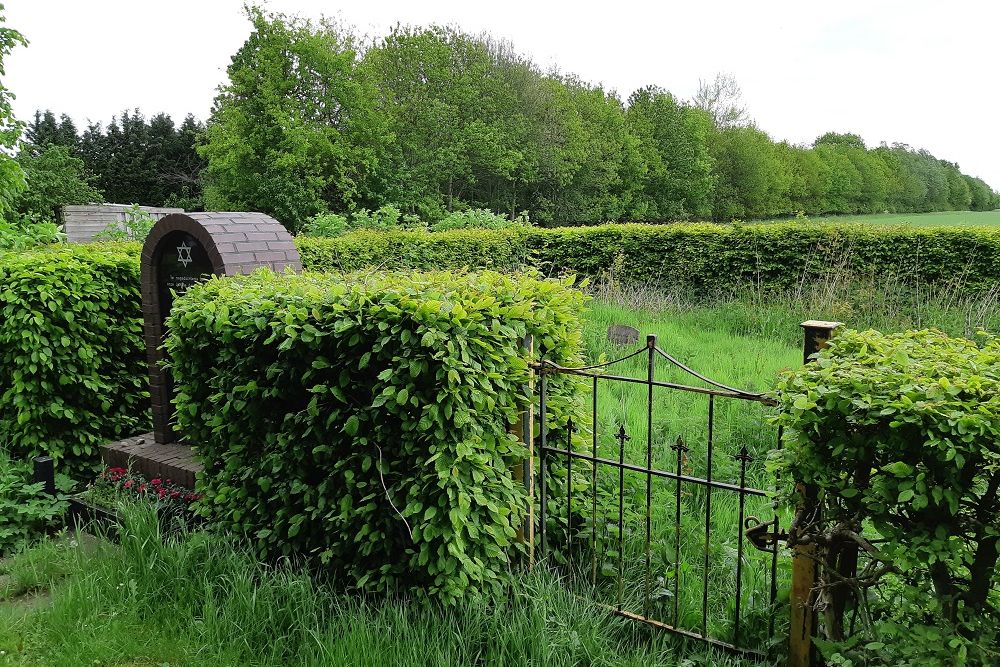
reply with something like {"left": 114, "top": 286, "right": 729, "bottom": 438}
{"left": 774, "top": 328, "right": 1000, "bottom": 666}
{"left": 299, "top": 212, "right": 348, "bottom": 237}
{"left": 430, "top": 209, "right": 530, "bottom": 232}
{"left": 166, "top": 269, "right": 587, "bottom": 602}
{"left": 299, "top": 206, "right": 428, "bottom": 238}
{"left": 292, "top": 222, "right": 1000, "bottom": 292}
{"left": 0, "top": 452, "right": 71, "bottom": 556}
{"left": 0, "top": 243, "right": 148, "bottom": 474}
{"left": 92, "top": 204, "right": 157, "bottom": 242}
{"left": 295, "top": 228, "right": 531, "bottom": 273}
{"left": 0, "top": 216, "right": 65, "bottom": 251}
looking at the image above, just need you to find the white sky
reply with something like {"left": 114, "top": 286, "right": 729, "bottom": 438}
{"left": 6, "top": 0, "right": 999, "bottom": 189}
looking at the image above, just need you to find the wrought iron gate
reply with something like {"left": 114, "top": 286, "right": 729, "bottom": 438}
{"left": 535, "top": 334, "right": 788, "bottom": 657}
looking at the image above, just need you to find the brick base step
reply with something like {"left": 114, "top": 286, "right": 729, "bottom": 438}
{"left": 100, "top": 433, "right": 201, "bottom": 489}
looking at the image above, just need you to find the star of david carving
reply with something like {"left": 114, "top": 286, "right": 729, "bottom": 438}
{"left": 177, "top": 241, "right": 193, "bottom": 267}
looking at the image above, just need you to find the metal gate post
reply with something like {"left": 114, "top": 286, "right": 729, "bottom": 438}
{"left": 511, "top": 335, "right": 535, "bottom": 568}
{"left": 790, "top": 321, "right": 842, "bottom": 667}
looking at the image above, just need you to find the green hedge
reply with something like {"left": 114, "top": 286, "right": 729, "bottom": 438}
{"left": 295, "top": 228, "right": 531, "bottom": 273}
{"left": 166, "top": 269, "right": 586, "bottom": 601}
{"left": 295, "top": 223, "right": 1000, "bottom": 291}
{"left": 774, "top": 328, "right": 1000, "bottom": 665}
{"left": 0, "top": 244, "right": 148, "bottom": 474}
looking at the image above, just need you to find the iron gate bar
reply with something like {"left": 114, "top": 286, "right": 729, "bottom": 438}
{"left": 591, "top": 374, "right": 599, "bottom": 587}
{"left": 734, "top": 445, "right": 753, "bottom": 645}
{"left": 538, "top": 446, "right": 770, "bottom": 498}
{"left": 609, "top": 607, "right": 766, "bottom": 659}
{"left": 534, "top": 336, "right": 784, "bottom": 657}
{"left": 644, "top": 334, "right": 655, "bottom": 620}
{"left": 538, "top": 371, "right": 547, "bottom": 555}
{"left": 702, "top": 395, "right": 715, "bottom": 637}
{"left": 616, "top": 423, "right": 628, "bottom": 611}
{"left": 768, "top": 426, "right": 784, "bottom": 640}
{"left": 538, "top": 362, "right": 776, "bottom": 405}
{"left": 566, "top": 418, "right": 574, "bottom": 571}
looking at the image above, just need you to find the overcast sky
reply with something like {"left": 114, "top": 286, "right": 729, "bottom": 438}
{"left": 7, "top": 1, "right": 999, "bottom": 188}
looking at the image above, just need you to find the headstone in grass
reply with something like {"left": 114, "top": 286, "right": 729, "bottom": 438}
{"left": 607, "top": 324, "right": 640, "bottom": 346}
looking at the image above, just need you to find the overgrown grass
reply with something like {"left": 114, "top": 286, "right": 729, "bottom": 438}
{"left": 0, "top": 506, "right": 763, "bottom": 666}
{"left": 551, "top": 275, "right": 1000, "bottom": 652}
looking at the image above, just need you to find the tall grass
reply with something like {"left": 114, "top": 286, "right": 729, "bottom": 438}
{"left": 554, "top": 271, "right": 1000, "bottom": 653}
{"left": 0, "top": 505, "right": 763, "bottom": 666}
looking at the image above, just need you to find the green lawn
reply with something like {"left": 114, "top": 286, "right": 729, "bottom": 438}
{"left": 766, "top": 209, "right": 1000, "bottom": 227}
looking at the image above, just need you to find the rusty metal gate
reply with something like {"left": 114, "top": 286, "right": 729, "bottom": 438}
{"left": 534, "top": 333, "right": 790, "bottom": 658}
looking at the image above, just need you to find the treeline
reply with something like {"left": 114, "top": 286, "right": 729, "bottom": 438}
{"left": 18, "top": 8, "right": 999, "bottom": 230}
{"left": 13, "top": 109, "right": 205, "bottom": 222}
{"left": 196, "top": 9, "right": 996, "bottom": 230}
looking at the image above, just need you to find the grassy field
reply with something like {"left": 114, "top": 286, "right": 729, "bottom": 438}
{"left": 766, "top": 209, "right": 1000, "bottom": 227}
{"left": 552, "top": 300, "right": 800, "bottom": 653}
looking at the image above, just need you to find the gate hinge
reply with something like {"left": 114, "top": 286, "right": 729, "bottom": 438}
{"left": 744, "top": 516, "right": 789, "bottom": 552}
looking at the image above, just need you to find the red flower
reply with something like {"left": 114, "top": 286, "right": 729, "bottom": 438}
{"left": 150, "top": 478, "right": 162, "bottom": 486}
{"left": 138, "top": 484, "right": 147, "bottom": 493}
{"left": 170, "top": 491, "right": 181, "bottom": 499}
{"left": 124, "top": 480, "right": 133, "bottom": 490}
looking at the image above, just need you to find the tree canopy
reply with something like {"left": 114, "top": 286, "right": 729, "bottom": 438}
{"left": 16, "top": 7, "right": 999, "bottom": 228}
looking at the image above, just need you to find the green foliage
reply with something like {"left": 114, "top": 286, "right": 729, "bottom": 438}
{"left": 774, "top": 329, "right": 1000, "bottom": 665}
{"left": 201, "top": 6, "right": 387, "bottom": 231}
{"left": 295, "top": 228, "right": 532, "bottom": 273}
{"left": 13, "top": 143, "right": 102, "bottom": 221}
{"left": 0, "top": 3, "right": 26, "bottom": 220}
{"left": 430, "top": 209, "right": 530, "bottom": 232}
{"left": 0, "top": 244, "right": 148, "bottom": 474}
{"left": 0, "top": 216, "right": 64, "bottom": 250}
{"left": 0, "top": 453, "right": 70, "bottom": 556}
{"left": 300, "top": 211, "right": 349, "bottom": 237}
{"left": 294, "top": 222, "right": 1000, "bottom": 292}
{"left": 626, "top": 86, "right": 715, "bottom": 220}
{"left": 300, "top": 206, "right": 428, "bottom": 238}
{"left": 91, "top": 204, "right": 156, "bottom": 242}
{"left": 165, "top": 269, "right": 587, "bottom": 601}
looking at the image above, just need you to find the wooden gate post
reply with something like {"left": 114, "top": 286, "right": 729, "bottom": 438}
{"left": 789, "top": 320, "right": 842, "bottom": 667}
{"left": 511, "top": 336, "right": 536, "bottom": 568}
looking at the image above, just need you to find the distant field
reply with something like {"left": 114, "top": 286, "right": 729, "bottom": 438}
{"left": 766, "top": 210, "right": 1000, "bottom": 227}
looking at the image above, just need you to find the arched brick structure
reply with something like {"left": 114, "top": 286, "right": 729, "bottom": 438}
{"left": 141, "top": 212, "right": 301, "bottom": 444}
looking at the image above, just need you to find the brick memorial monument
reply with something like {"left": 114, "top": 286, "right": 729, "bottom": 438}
{"left": 101, "top": 212, "right": 301, "bottom": 486}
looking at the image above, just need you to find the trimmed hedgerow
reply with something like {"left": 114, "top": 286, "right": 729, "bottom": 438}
{"left": 774, "top": 328, "right": 1000, "bottom": 665}
{"left": 293, "top": 223, "right": 1000, "bottom": 290}
{"left": 0, "top": 244, "right": 148, "bottom": 474}
{"left": 166, "top": 269, "right": 587, "bottom": 602}
{"left": 295, "top": 228, "right": 531, "bottom": 274}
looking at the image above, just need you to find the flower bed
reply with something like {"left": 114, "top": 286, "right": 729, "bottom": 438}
{"left": 82, "top": 467, "right": 202, "bottom": 514}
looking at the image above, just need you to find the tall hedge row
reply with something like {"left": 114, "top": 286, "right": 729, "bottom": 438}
{"left": 295, "top": 228, "right": 532, "bottom": 273}
{"left": 0, "top": 244, "right": 148, "bottom": 473}
{"left": 298, "top": 223, "right": 1000, "bottom": 290}
{"left": 165, "top": 270, "right": 586, "bottom": 601}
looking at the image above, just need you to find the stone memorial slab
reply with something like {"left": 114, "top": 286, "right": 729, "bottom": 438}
{"left": 140, "top": 212, "right": 301, "bottom": 444}
{"left": 607, "top": 324, "right": 641, "bottom": 346}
